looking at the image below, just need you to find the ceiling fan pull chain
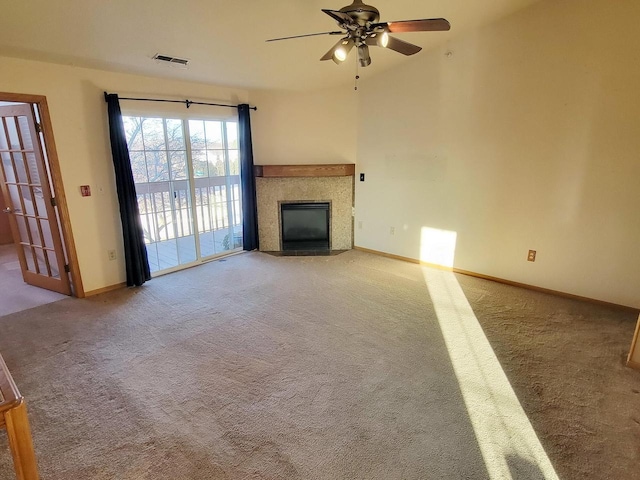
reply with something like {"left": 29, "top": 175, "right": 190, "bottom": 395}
{"left": 354, "top": 57, "right": 360, "bottom": 91}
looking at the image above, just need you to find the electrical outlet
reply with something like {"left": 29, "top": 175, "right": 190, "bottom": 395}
{"left": 527, "top": 250, "right": 536, "bottom": 262}
{"left": 390, "top": 227, "right": 395, "bottom": 235}
{"left": 108, "top": 249, "right": 117, "bottom": 261}
{"left": 358, "top": 221, "right": 363, "bottom": 229}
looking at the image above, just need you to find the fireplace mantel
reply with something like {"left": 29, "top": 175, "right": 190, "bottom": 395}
{"left": 254, "top": 164, "right": 355, "bottom": 178}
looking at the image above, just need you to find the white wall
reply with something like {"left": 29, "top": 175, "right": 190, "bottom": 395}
{"left": 251, "top": 87, "right": 357, "bottom": 165}
{"left": 0, "top": 56, "right": 249, "bottom": 293}
{"left": 355, "top": 0, "right": 640, "bottom": 308}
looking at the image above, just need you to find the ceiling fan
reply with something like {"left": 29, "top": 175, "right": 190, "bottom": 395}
{"left": 266, "top": 0, "right": 451, "bottom": 67}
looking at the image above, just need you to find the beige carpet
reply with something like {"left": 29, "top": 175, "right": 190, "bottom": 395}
{"left": 0, "top": 250, "right": 637, "bottom": 479}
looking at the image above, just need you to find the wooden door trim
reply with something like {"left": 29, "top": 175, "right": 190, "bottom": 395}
{"left": 0, "top": 92, "right": 85, "bottom": 298}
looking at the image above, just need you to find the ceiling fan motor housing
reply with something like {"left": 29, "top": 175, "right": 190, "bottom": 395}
{"left": 339, "top": 0, "right": 380, "bottom": 25}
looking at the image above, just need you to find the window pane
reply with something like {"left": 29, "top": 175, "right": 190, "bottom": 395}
{"left": 166, "top": 119, "right": 185, "bottom": 150}
{"left": 5, "top": 117, "right": 20, "bottom": 148}
{"left": 146, "top": 243, "right": 160, "bottom": 273}
{"left": 40, "top": 219, "right": 54, "bottom": 249}
{"left": 1, "top": 152, "right": 15, "bottom": 182}
{"left": 20, "top": 185, "right": 35, "bottom": 216}
{"left": 205, "top": 121, "right": 223, "bottom": 149}
{"left": 34, "top": 246, "right": 48, "bottom": 275}
{"left": 188, "top": 120, "right": 206, "bottom": 150}
{"left": 23, "top": 245, "right": 36, "bottom": 272}
{"left": 199, "top": 231, "right": 215, "bottom": 257}
{"left": 33, "top": 194, "right": 47, "bottom": 219}
{"left": 226, "top": 122, "right": 238, "bottom": 149}
{"left": 156, "top": 240, "right": 179, "bottom": 270}
{"left": 129, "top": 151, "right": 148, "bottom": 183}
{"left": 27, "top": 217, "right": 42, "bottom": 247}
{"left": 172, "top": 181, "right": 191, "bottom": 237}
{"left": 177, "top": 235, "right": 196, "bottom": 264}
{"left": 228, "top": 150, "right": 239, "bottom": 175}
{"left": 0, "top": 120, "right": 8, "bottom": 150}
{"left": 207, "top": 150, "right": 225, "bottom": 176}
{"left": 169, "top": 151, "right": 187, "bottom": 180}
{"left": 25, "top": 152, "right": 41, "bottom": 185}
{"left": 145, "top": 151, "right": 169, "bottom": 182}
{"left": 137, "top": 192, "right": 149, "bottom": 216}
{"left": 123, "top": 116, "right": 145, "bottom": 151}
{"left": 47, "top": 249, "right": 60, "bottom": 278}
{"left": 17, "top": 117, "right": 34, "bottom": 150}
{"left": 12, "top": 152, "right": 28, "bottom": 183}
{"left": 142, "top": 118, "right": 165, "bottom": 151}
{"left": 191, "top": 150, "right": 208, "bottom": 178}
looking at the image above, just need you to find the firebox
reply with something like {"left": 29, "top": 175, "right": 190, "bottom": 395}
{"left": 280, "top": 202, "right": 330, "bottom": 251}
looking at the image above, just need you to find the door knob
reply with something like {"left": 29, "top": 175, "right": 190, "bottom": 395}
{"left": 2, "top": 207, "right": 11, "bottom": 213}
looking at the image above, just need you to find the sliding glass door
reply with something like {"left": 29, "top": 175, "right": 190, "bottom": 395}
{"left": 123, "top": 115, "right": 242, "bottom": 274}
{"left": 188, "top": 120, "right": 242, "bottom": 258}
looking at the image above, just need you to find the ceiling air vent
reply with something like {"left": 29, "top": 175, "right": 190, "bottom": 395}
{"left": 152, "top": 53, "right": 190, "bottom": 67}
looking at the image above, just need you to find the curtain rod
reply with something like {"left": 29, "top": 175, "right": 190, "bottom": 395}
{"left": 103, "top": 92, "right": 257, "bottom": 111}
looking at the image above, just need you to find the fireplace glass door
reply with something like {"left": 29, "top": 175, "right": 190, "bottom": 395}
{"left": 281, "top": 202, "right": 330, "bottom": 251}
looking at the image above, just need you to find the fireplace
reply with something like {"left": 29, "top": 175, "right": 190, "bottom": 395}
{"left": 254, "top": 164, "right": 355, "bottom": 253}
{"left": 281, "top": 202, "right": 330, "bottom": 251}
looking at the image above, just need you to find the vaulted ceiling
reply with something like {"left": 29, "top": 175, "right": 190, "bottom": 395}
{"left": 1, "top": 0, "right": 543, "bottom": 91}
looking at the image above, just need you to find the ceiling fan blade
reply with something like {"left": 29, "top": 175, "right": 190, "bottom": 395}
{"left": 384, "top": 35, "right": 422, "bottom": 56}
{"left": 373, "top": 18, "right": 451, "bottom": 33}
{"left": 322, "top": 9, "right": 355, "bottom": 26}
{"left": 266, "top": 31, "right": 344, "bottom": 42}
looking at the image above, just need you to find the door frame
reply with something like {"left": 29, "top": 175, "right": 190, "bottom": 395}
{"left": 0, "top": 92, "right": 84, "bottom": 298}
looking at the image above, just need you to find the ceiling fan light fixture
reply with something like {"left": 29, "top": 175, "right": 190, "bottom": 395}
{"left": 358, "top": 44, "right": 371, "bottom": 67}
{"left": 332, "top": 38, "right": 354, "bottom": 64}
{"left": 334, "top": 48, "right": 348, "bottom": 62}
{"left": 379, "top": 31, "right": 389, "bottom": 48}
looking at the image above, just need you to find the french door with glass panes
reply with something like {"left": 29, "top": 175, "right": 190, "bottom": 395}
{"left": 123, "top": 116, "right": 242, "bottom": 274}
{"left": 0, "top": 103, "right": 71, "bottom": 294}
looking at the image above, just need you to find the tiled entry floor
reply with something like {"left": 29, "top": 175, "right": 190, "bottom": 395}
{"left": 0, "top": 244, "right": 67, "bottom": 317}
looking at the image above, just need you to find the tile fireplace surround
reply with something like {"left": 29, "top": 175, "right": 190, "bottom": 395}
{"left": 254, "top": 164, "right": 355, "bottom": 252}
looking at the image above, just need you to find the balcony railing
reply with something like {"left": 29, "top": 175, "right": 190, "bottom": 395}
{"left": 135, "top": 175, "right": 242, "bottom": 272}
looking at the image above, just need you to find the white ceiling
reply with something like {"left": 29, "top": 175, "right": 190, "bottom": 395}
{"left": 0, "top": 0, "right": 543, "bottom": 92}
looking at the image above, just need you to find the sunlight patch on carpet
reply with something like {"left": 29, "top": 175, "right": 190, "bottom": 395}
{"left": 423, "top": 267, "right": 559, "bottom": 480}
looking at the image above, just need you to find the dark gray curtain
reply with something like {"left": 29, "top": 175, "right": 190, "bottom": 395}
{"left": 238, "top": 104, "right": 259, "bottom": 251}
{"left": 105, "top": 93, "right": 151, "bottom": 286}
